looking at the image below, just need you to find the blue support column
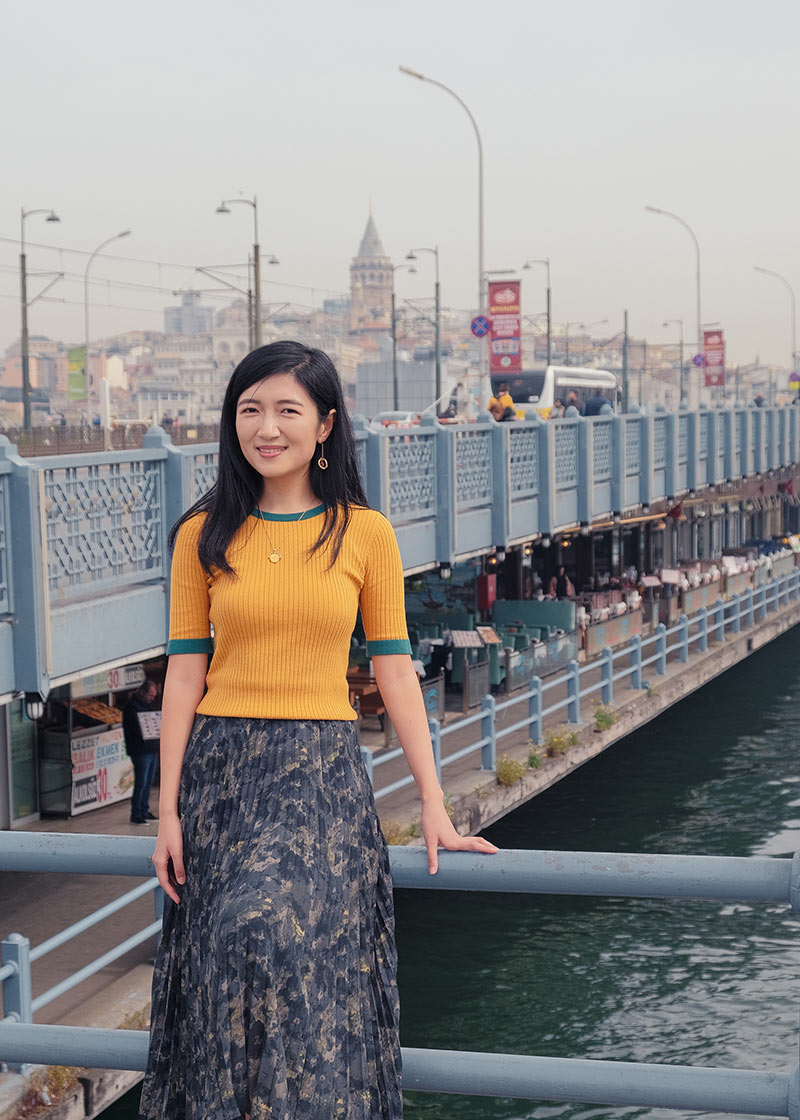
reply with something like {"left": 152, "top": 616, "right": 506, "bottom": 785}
{"left": 629, "top": 634, "right": 642, "bottom": 689}
{"left": 732, "top": 593, "right": 741, "bottom": 634}
{"left": 434, "top": 424, "right": 456, "bottom": 568}
{"left": 715, "top": 599, "right": 725, "bottom": 640}
{"left": 353, "top": 416, "right": 387, "bottom": 512}
{"left": 678, "top": 613, "right": 689, "bottom": 662}
{"left": 360, "top": 746, "right": 374, "bottom": 785}
{"left": 489, "top": 418, "right": 510, "bottom": 550}
{"left": 601, "top": 646, "right": 614, "bottom": 704}
{"left": 698, "top": 607, "right": 708, "bottom": 652}
{"left": 428, "top": 718, "right": 443, "bottom": 782}
{"left": 577, "top": 417, "right": 592, "bottom": 526}
{"left": 760, "top": 584, "right": 768, "bottom": 620}
{"left": 656, "top": 624, "right": 667, "bottom": 675}
{"left": 481, "top": 695, "right": 497, "bottom": 771}
{"left": 528, "top": 676, "right": 543, "bottom": 745}
{"left": 1, "top": 933, "right": 32, "bottom": 1023}
{"left": 566, "top": 659, "right": 581, "bottom": 723}
{"left": 792, "top": 571, "right": 800, "bottom": 602}
{"left": 537, "top": 420, "right": 555, "bottom": 537}
{"left": 744, "top": 587, "right": 754, "bottom": 627}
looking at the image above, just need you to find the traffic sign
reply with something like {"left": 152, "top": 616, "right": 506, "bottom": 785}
{"left": 471, "top": 315, "right": 491, "bottom": 338}
{"left": 692, "top": 354, "right": 706, "bottom": 367}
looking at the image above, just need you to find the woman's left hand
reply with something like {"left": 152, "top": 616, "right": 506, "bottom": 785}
{"left": 421, "top": 798, "right": 499, "bottom": 875}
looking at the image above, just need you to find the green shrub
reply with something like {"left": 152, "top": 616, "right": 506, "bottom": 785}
{"left": 496, "top": 753, "right": 526, "bottom": 786}
{"left": 544, "top": 726, "right": 579, "bottom": 757}
{"left": 528, "top": 746, "right": 544, "bottom": 769}
{"left": 594, "top": 703, "right": 616, "bottom": 731}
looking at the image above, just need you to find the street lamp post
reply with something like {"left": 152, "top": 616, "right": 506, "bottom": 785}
{"left": 391, "top": 263, "right": 416, "bottom": 410}
{"left": 754, "top": 266, "right": 798, "bottom": 385}
{"left": 84, "top": 230, "right": 130, "bottom": 420}
{"left": 399, "top": 66, "right": 487, "bottom": 398}
{"left": 216, "top": 197, "right": 279, "bottom": 349}
{"left": 20, "top": 207, "right": 61, "bottom": 428}
{"left": 663, "top": 318, "right": 685, "bottom": 404}
{"left": 522, "top": 258, "right": 551, "bottom": 366}
{"left": 564, "top": 321, "right": 582, "bottom": 367}
{"left": 645, "top": 205, "right": 702, "bottom": 355}
{"left": 406, "top": 247, "right": 440, "bottom": 411}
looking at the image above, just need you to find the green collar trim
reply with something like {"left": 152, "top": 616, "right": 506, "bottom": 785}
{"left": 250, "top": 503, "right": 326, "bottom": 522}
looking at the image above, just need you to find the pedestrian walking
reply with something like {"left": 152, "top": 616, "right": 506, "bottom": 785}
{"left": 122, "top": 680, "right": 160, "bottom": 824}
{"left": 139, "top": 340, "right": 497, "bottom": 1119}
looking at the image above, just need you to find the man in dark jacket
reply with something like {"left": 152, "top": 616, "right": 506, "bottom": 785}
{"left": 583, "top": 389, "right": 610, "bottom": 416}
{"left": 122, "top": 680, "right": 160, "bottom": 824}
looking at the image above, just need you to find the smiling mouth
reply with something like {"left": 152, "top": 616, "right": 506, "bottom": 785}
{"left": 257, "top": 446, "right": 286, "bottom": 457}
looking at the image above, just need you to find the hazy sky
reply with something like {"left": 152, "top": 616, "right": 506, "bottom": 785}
{"left": 2, "top": 0, "right": 799, "bottom": 368}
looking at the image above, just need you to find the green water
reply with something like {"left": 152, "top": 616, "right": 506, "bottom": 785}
{"left": 105, "top": 631, "right": 800, "bottom": 1118}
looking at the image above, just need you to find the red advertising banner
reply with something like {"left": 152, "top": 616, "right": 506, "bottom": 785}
{"left": 703, "top": 329, "right": 725, "bottom": 388}
{"left": 488, "top": 280, "right": 522, "bottom": 374}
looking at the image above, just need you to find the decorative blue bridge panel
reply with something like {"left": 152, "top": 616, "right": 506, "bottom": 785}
{"left": 388, "top": 432, "right": 436, "bottom": 521}
{"left": 509, "top": 426, "right": 539, "bottom": 496}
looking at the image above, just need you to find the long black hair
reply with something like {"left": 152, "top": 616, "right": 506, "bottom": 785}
{"left": 168, "top": 340, "right": 367, "bottom": 574}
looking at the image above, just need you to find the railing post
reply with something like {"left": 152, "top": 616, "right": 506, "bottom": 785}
{"left": 698, "top": 607, "right": 708, "bottom": 652}
{"left": 629, "top": 634, "right": 642, "bottom": 690}
{"left": 428, "top": 717, "right": 442, "bottom": 782}
{"left": 566, "top": 659, "right": 581, "bottom": 723}
{"left": 656, "top": 623, "right": 667, "bottom": 675}
{"left": 714, "top": 598, "right": 725, "bottom": 641}
{"left": 792, "top": 570, "right": 800, "bottom": 601}
{"left": 744, "top": 587, "right": 754, "bottom": 627}
{"left": 761, "top": 584, "right": 768, "bottom": 620}
{"left": 677, "top": 613, "right": 689, "bottom": 662}
{"left": 360, "top": 745, "right": 374, "bottom": 786}
{"left": 732, "top": 592, "right": 741, "bottom": 634}
{"left": 601, "top": 646, "right": 614, "bottom": 704}
{"left": 1, "top": 933, "right": 33, "bottom": 1024}
{"left": 153, "top": 885, "right": 165, "bottom": 946}
{"left": 769, "top": 579, "right": 778, "bottom": 613}
{"left": 528, "top": 675, "right": 543, "bottom": 746}
{"left": 480, "top": 695, "right": 497, "bottom": 771}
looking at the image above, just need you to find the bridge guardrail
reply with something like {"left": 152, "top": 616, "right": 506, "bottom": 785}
{"left": 1, "top": 836, "right": 798, "bottom": 1116}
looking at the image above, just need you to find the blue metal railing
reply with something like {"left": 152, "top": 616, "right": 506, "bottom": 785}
{"left": 366, "top": 567, "right": 800, "bottom": 801}
{"left": 3, "top": 401, "right": 800, "bottom": 696}
{"left": 1, "top": 836, "right": 799, "bottom": 1116}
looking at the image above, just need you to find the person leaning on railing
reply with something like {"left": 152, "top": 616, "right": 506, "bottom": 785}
{"left": 139, "top": 340, "right": 497, "bottom": 1120}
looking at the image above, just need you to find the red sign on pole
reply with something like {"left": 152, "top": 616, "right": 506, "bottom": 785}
{"left": 703, "top": 329, "right": 725, "bottom": 387}
{"left": 489, "top": 280, "right": 522, "bottom": 374}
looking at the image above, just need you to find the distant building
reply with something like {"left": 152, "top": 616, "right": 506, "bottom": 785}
{"left": 164, "top": 292, "right": 214, "bottom": 336}
{"left": 349, "top": 212, "right": 392, "bottom": 334}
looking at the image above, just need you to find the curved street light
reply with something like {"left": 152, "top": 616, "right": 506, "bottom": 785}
{"left": 20, "top": 207, "right": 61, "bottom": 429}
{"left": 754, "top": 266, "right": 797, "bottom": 387}
{"left": 216, "top": 197, "right": 279, "bottom": 348}
{"left": 406, "top": 247, "right": 441, "bottom": 410}
{"left": 663, "top": 318, "right": 685, "bottom": 403}
{"left": 391, "top": 262, "right": 417, "bottom": 410}
{"left": 85, "top": 230, "right": 130, "bottom": 419}
{"left": 645, "top": 205, "right": 701, "bottom": 355}
{"left": 522, "top": 259, "right": 551, "bottom": 366}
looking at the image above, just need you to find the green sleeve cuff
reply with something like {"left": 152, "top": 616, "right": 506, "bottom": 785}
{"left": 366, "top": 638, "right": 413, "bottom": 656}
{"left": 167, "top": 637, "right": 214, "bottom": 655}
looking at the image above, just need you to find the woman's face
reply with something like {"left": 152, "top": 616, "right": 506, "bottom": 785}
{"left": 235, "top": 373, "right": 334, "bottom": 489}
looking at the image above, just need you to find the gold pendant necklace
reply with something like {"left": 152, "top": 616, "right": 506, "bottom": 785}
{"left": 258, "top": 503, "right": 314, "bottom": 563}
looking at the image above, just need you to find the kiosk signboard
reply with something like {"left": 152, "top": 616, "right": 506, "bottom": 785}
{"left": 71, "top": 726, "right": 134, "bottom": 815}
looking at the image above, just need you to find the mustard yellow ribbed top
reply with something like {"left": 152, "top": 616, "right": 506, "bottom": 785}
{"left": 167, "top": 505, "right": 411, "bottom": 719}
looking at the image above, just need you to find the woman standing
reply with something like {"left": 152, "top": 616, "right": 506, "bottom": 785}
{"left": 139, "top": 342, "right": 497, "bottom": 1120}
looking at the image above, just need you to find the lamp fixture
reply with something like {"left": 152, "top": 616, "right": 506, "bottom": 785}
{"left": 495, "top": 547, "right": 506, "bottom": 562}
{"left": 541, "top": 535, "right": 551, "bottom": 549}
{"left": 24, "top": 693, "right": 45, "bottom": 720}
{"left": 439, "top": 562, "right": 452, "bottom": 580}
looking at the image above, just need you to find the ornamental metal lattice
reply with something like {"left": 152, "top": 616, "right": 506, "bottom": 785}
{"left": 509, "top": 426, "right": 539, "bottom": 495}
{"left": 653, "top": 417, "right": 667, "bottom": 469}
{"left": 625, "top": 420, "right": 640, "bottom": 475}
{"left": 699, "top": 415, "right": 709, "bottom": 460}
{"left": 191, "top": 452, "right": 219, "bottom": 503}
{"left": 389, "top": 433, "right": 436, "bottom": 518}
{"left": 554, "top": 425, "right": 578, "bottom": 488}
{"left": 678, "top": 415, "right": 688, "bottom": 463}
{"left": 0, "top": 474, "right": 8, "bottom": 614}
{"left": 456, "top": 430, "right": 492, "bottom": 508}
{"left": 593, "top": 421, "right": 612, "bottom": 481}
{"left": 43, "top": 460, "right": 164, "bottom": 597}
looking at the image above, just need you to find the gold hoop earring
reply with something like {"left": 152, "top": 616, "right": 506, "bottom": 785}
{"left": 317, "top": 441, "right": 329, "bottom": 470}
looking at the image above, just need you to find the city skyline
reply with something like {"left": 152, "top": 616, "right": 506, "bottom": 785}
{"left": 2, "top": 0, "right": 799, "bottom": 369}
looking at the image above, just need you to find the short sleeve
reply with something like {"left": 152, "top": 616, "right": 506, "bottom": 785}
{"left": 360, "top": 514, "right": 412, "bottom": 657}
{"left": 167, "top": 516, "right": 214, "bottom": 656}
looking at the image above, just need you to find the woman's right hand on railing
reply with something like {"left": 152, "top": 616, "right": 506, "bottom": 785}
{"left": 152, "top": 813, "right": 185, "bottom": 905}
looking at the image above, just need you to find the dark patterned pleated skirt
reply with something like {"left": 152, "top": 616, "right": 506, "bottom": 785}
{"left": 138, "top": 715, "right": 402, "bottom": 1119}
